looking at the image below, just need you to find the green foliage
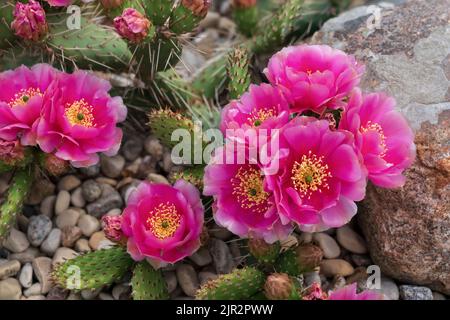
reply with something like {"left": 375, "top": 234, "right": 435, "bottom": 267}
{"left": 169, "top": 3, "right": 203, "bottom": 34}
{"left": 169, "top": 165, "right": 205, "bottom": 190}
{"left": 248, "top": 239, "right": 281, "bottom": 266}
{"left": 52, "top": 246, "right": 134, "bottom": 291}
{"left": 131, "top": 261, "right": 169, "bottom": 300}
{"left": 0, "top": 1, "right": 14, "bottom": 50}
{"left": 191, "top": 54, "right": 229, "bottom": 99}
{"left": 196, "top": 267, "right": 266, "bottom": 300}
{"left": 0, "top": 168, "right": 32, "bottom": 241}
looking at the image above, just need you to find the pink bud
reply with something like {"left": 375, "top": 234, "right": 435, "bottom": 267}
{"left": 11, "top": 0, "right": 48, "bottom": 42}
{"left": 113, "top": 8, "right": 152, "bottom": 44}
{"left": 44, "top": 0, "right": 73, "bottom": 7}
{"left": 102, "top": 215, "right": 126, "bottom": 244}
{"left": 182, "top": 0, "right": 211, "bottom": 17}
{"left": 0, "top": 139, "right": 25, "bottom": 166}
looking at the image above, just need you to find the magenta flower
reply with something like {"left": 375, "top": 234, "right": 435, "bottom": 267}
{"left": 328, "top": 283, "right": 385, "bottom": 300}
{"left": 121, "top": 180, "right": 204, "bottom": 266}
{"left": 102, "top": 215, "right": 125, "bottom": 244}
{"left": 264, "top": 45, "right": 364, "bottom": 114}
{"left": 0, "top": 64, "right": 58, "bottom": 146}
{"left": 44, "top": 0, "right": 73, "bottom": 6}
{"left": 114, "top": 8, "right": 152, "bottom": 44}
{"left": 220, "top": 84, "right": 290, "bottom": 133}
{"left": 204, "top": 145, "right": 293, "bottom": 243}
{"left": 36, "top": 70, "right": 127, "bottom": 167}
{"left": 339, "top": 89, "right": 415, "bottom": 188}
{"left": 263, "top": 117, "right": 367, "bottom": 232}
{"left": 11, "top": 0, "right": 48, "bottom": 42}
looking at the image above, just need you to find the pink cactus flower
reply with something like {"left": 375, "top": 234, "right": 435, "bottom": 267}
{"left": 11, "top": 0, "right": 48, "bottom": 42}
{"left": 44, "top": 0, "right": 73, "bottom": 6}
{"left": 35, "top": 70, "right": 127, "bottom": 167}
{"left": 328, "top": 283, "right": 385, "bottom": 300}
{"left": 339, "top": 89, "right": 416, "bottom": 188}
{"left": 0, "top": 64, "right": 58, "bottom": 146}
{"left": 113, "top": 8, "right": 152, "bottom": 44}
{"left": 264, "top": 45, "right": 364, "bottom": 114}
{"left": 203, "top": 145, "right": 293, "bottom": 243}
{"left": 263, "top": 117, "right": 367, "bottom": 232}
{"left": 121, "top": 180, "right": 204, "bottom": 266}
{"left": 220, "top": 84, "right": 290, "bottom": 133}
{"left": 302, "top": 283, "right": 328, "bottom": 300}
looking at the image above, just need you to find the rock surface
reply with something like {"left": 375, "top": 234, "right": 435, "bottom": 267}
{"left": 312, "top": 0, "right": 450, "bottom": 294}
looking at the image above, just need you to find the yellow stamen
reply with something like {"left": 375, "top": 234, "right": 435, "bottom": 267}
{"left": 247, "top": 108, "right": 276, "bottom": 127}
{"left": 65, "top": 99, "right": 95, "bottom": 127}
{"left": 231, "top": 166, "right": 270, "bottom": 213}
{"left": 360, "top": 121, "right": 387, "bottom": 157}
{"left": 146, "top": 202, "right": 181, "bottom": 240}
{"left": 291, "top": 151, "right": 332, "bottom": 199}
{"left": 8, "top": 88, "right": 42, "bottom": 108}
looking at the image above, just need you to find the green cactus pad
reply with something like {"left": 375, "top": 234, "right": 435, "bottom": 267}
{"left": 0, "top": 1, "right": 15, "bottom": 50}
{"left": 274, "top": 249, "right": 301, "bottom": 276}
{"left": 169, "top": 165, "right": 205, "bottom": 190}
{"left": 142, "top": 0, "right": 174, "bottom": 26}
{"left": 148, "top": 109, "right": 205, "bottom": 165}
{"left": 196, "top": 267, "right": 266, "bottom": 300}
{"left": 0, "top": 168, "right": 33, "bottom": 241}
{"left": 52, "top": 246, "right": 134, "bottom": 291}
{"left": 131, "top": 261, "right": 169, "bottom": 300}
{"left": 233, "top": 6, "right": 259, "bottom": 38}
{"left": 169, "top": 3, "right": 204, "bottom": 35}
{"left": 191, "top": 54, "right": 229, "bottom": 99}
{"left": 227, "top": 46, "right": 251, "bottom": 100}
{"left": 46, "top": 15, "right": 132, "bottom": 71}
{"left": 252, "top": 0, "right": 303, "bottom": 54}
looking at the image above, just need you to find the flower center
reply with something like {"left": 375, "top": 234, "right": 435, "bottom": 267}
{"left": 146, "top": 202, "right": 181, "bottom": 240}
{"left": 291, "top": 151, "right": 332, "bottom": 199}
{"left": 360, "top": 121, "right": 387, "bottom": 157}
{"left": 231, "top": 166, "right": 270, "bottom": 213}
{"left": 247, "top": 108, "right": 276, "bottom": 127}
{"left": 65, "top": 99, "right": 95, "bottom": 127}
{"left": 8, "top": 88, "right": 42, "bottom": 108}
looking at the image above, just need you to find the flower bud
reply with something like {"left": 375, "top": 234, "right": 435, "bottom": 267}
{"left": 264, "top": 273, "right": 295, "bottom": 300}
{"left": 44, "top": 0, "right": 73, "bottom": 7}
{"left": 41, "top": 153, "right": 70, "bottom": 177}
{"left": 113, "top": 8, "right": 152, "bottom": 44}
{"left": 248, "top": 237, "right": 280, "bottom": 264}
{"left": 296, "top": 243, "right": 323, "bottom": 272}
{"left": 11, "top": 0, "right": 48, "bottom": 42}
{"left": 100, "top": 0, "right": 125, "bottom": 9}
{"left": 181, "top": 0, "right": 211, "bottom": 17}
{"left": 102, "top": 215, "right": 126, "bottom": 244}
{"left": 232, "top": 0, "right": 257, "bottom": 9}
{"left": 0, "top": 139, "right": 26, "bottom": 166}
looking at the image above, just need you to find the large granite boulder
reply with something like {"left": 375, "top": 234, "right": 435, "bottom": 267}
{"left": 311, "top": 0, "right": 450, "bottom": 294}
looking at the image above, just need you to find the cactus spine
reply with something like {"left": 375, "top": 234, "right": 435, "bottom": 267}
{"left": 196, "top": 267, "right": 266, "bottom": 300}
{"left": 131, "top": 261, "right": 169, "bottom": 300}
{"left": 0, "top": 168, "right": 32, "bottom": 241}
{"left": 52, "top": 246, "right": 134, "bottom": 291}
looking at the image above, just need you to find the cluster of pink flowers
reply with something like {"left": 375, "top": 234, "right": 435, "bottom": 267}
{"left": 0, "top": 64, "right": 126, "bottom": 168}
{"left": 103, "top": 180, "right": 204, "bottom": 267}
{"left": 204, "top": 44, "right": 415, "bottom": 241}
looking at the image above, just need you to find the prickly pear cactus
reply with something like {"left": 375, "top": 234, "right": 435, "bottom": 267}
{"left": 52, "top": 247, "right": 134, "bottom": 291}
{"left": 131, "top": 261, "right": 169, "bottom": 300}
{"left": 274, "top": 249, "right": 301, "bottom": 276}
{"left": 169, "top": 165, "right": 205, "bottom": 190}
{"left": 0, "top": 168, "right": 32, "bottom": 241}
{"left": 248, "top": 239, "right": 281, "bottom": 266}
{"left": 196, "top": 267, "right": 266, "bottom": 300}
